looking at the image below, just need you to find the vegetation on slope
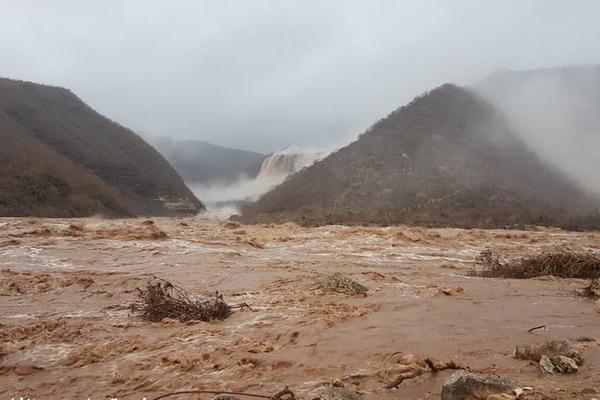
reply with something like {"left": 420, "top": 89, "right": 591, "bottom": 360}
{"left": 0, "top": 78, "right": 204, "bottom": 217}
{"left": 240, "top": 84, "right": 600, "bottom": 229}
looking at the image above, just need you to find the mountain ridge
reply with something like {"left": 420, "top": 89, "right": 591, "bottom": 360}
{"left": 0, "top": 77, "right": 204, "bottom": 217}
{"left": 239, "top": 84, "right": 600, "bottom": 229}
{"left": 148, "top": 137, "right": 266, "bottom": 185}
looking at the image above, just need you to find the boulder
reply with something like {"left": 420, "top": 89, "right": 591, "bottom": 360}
{"left": 550, "top": 355, "right": 578, "bottom": 373}
{"left": 538, "top": 355, "right": 556, "bottom": 374}
{"left": 515, "top": 339, "right": 583, "bottom": 366}
{"left": 441, "top": 372, "right": 513, "bottom": 400}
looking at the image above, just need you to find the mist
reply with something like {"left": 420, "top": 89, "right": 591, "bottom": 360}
{"left": 191, "top": 144, "right": 335, "bottom": 213}
{"left": 476, "top": 67, "right": 600, "bottom": 195}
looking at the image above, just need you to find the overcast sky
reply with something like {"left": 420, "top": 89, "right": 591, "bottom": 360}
{"left": 1, "top": 1, "right": 599, "bottom": 152}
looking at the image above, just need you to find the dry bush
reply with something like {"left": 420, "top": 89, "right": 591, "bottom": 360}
{"left": 313, "top": 273, "right": 368, "bottom": 296}
{"left": 471, "top": 248, "right": 600, "bottom": 279}
{"left": 130, "top": 279, "right": 231, "bottom": 322}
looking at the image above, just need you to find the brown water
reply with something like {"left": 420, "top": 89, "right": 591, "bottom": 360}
{"left": 1, "top": 217, "right": 599, "bottom": 399}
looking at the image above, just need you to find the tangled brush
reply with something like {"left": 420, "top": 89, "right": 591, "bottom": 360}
{"left": 313, "top": 272, "right": 368, "bottom": 296}
{"left": 471, "top": 248, "right": 600, "bottom": 279}
{"left": 130, "top": 279, "right": 232, "bottom": 322}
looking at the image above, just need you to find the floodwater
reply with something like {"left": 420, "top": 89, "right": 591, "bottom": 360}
{"left": 0, "top": 216, "right": 599, "bottom": 399}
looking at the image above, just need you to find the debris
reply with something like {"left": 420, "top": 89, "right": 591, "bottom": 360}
{"left": 437, "top": 286, "right": 465, "bottom": 296}
{"left": 246, "top": 237, "right": 266, "bottom": 249}
{"left": 224, "top": 220, "right": 241, "bottom": 229}
{"left": 385, "top": 356, "right": 462, "bottom": 389}
{"left": 94, "top": 222, "right": 168, "bottom": 240}
{"left": 575, "top": 336, "right": 597, "bottom": 342}
{"left": 0, "top": 239, "right": 20, "bottom": 247}
{"left": 384, "top": 367, "right": 425, "bottom": 389}
{"left": 130, "top": 279, "right": 232, "bottom": 322}
{"left": 68, "top": 223, "right": 84, "bottom": 232}
{"left": 313, "top": 273, "right": 368, "bottom": 296}
{"left": 471, "top": 248, "right": 600, "bottom": 279}
{"left": 577, "top": 278, "right": 600, "bottom": 298}
{"left": 527, "top": 325, "right": 546, "bottom": 334}
{"left": 551, "top": 355, "right": 578, "bottom": 373}
{"left": 515, "top": 339, "right": 583, "bottom": 365}
{"left": 516, "top": 339, "right": 583, "bottom": 374}
{"left": 440, "top": 372, "right": 513, "bottom": 400}
{"left": 150, "top": 387, "right": 295, "bottom": 400}
{"left": 319, "top": 387, "right": 363, "bottom": 400}
{"left": 424, "top": 358, "right": 461, "bottom": 371}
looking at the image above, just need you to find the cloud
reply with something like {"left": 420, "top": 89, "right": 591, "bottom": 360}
{"left": 1, "top": 1, "right": 599, "bottom": 152}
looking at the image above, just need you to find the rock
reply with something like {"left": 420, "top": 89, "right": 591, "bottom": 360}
{"left": 320, "top": 387, "right": 363, "bottom": 400}
{"left": 515, "top": 339, "right": 583, "bottom": 365}
{"left": 550, "top": 355, "right": 578, "bottom": 373}
{"left": 538, "top": 355, "right": 556, "bottom": 374}
{"left": 441, "top": 372, "right": 513, "bottom": 400}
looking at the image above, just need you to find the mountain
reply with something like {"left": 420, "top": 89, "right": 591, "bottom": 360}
{"left": 239, "top": 84, "right": 600, "bottom": 229}
{"left": 0, "top": 77, "right": 204, "bottom": 217}
{"left": 476, "top": 65, "right": 600, "bottom": 194}
{"left": 149, "top": 137, "right": 266, "bottom": 184}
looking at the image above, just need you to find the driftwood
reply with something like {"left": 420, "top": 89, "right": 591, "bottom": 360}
{"left": 527, "top": 325, "right": 546, "bottom": 333}
{"left": 471, "top": 248, "right": 600, "bottom": 279}
{"left": 150, "top": 386, "right": 296, "bottom": 400}
{"left": 130, "top": 277, "right": 251, "bottom": 323}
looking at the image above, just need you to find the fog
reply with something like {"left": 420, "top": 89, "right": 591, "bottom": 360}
{"left": 476, "top": 67, "right": 600, "bottom": 195}
{"left": 192, "top": 145, "right": 332, "bottom": 211}
{"left": 1, "top": 1, "right": 600, "bottom": 152}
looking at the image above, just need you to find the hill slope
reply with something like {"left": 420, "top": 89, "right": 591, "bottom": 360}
{"left": 240, "top": 84, "right": 599, "bottom": 228}
{"left": 0, "top": 78, "right": 204, "bottom": 217}
{"left": 149, "top": 137, "right": 266, "bottom": 184}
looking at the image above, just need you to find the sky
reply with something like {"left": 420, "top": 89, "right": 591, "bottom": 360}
{"left": 1, "top": 1, "right": 599, "bottom": 153}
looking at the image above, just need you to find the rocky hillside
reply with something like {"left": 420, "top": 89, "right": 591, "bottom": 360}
{"left": 240, "top": 84, "right": 599, "bottom": 229}
{"left": 150, "top": 137, "right": 266, "bottom": 184}
{"left": 0, "top": 78, "right": 204, "bottom": 217}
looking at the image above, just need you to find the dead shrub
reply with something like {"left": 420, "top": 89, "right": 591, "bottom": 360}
{"left": 470, "top": 248, "right": 600, "bottom": 279}
{"left": 313, "top": 273, "right": 368, "bottom": 296}
{"left": 130, "top": 279, "right": 231, "bottom": 322}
